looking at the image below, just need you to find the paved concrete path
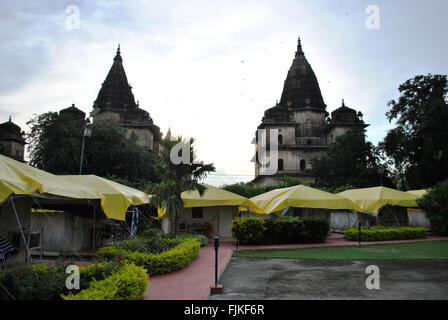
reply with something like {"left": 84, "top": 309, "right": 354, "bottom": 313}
{"left": 209, "top": 258, "right": 448, "bottom": 300}
{"left": 143, "top": 236, "right": 447, "bottom": 300}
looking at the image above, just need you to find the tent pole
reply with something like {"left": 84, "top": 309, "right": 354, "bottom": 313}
{"left": 92, "top": 207, "right": 96, "bottom": 252}
{"left": 388, "top": 206, "right": 400, "bottom": 227}
{"left": 10, "top": 198, "right": 38, "bottom": 280}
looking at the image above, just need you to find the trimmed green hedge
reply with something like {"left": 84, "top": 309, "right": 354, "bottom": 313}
{"left": 97, "top": 238, "right": 200, "bottom": 275}
{"left": 173, "top": 234, "right": 209, "bottom": 247}
{"left": 0, "top": 259, "right": 147, "bottom": 300}
{"left": 112, "top": 237, "right": 180, "bottom": 254}
{"left": 231, "top": 216, "right": 329, "bottom": 245}
{"left": 231, "top": 217, "right": 267, "bottom": 245}
{"left": 0, "top": 264, "right": 68, "bottom": 300}
{"left": 344, "top": 227, "right": 427, "bottom": 241}
{"left": 62, "top": 262, "right": 148, "bottom": 300}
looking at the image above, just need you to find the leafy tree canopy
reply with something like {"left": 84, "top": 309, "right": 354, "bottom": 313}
{"left": 417, "top": 179, "right": 448, "bottom": 234}
{"left": 310, "top": 129, "right": 393, "bottom": 190}
{"left": 379, "top": 74, "right": 448, "bottom": 190}
{"left": 222, "top": 176, "right": 302, "bottom": 198}
{"left": 26, "top": 111, "right": 159, "bottom": 189}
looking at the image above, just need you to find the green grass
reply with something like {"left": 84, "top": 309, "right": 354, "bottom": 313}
{"left": 233, "top": 240, "right": 448, "bottom": 260}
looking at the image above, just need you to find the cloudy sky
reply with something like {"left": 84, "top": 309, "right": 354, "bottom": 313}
{"left": 1, "top": 0, "right": 447, "bottom": 186}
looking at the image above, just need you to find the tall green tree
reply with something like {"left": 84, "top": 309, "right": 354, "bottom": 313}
{"left": 417, "top": 179, "right": 448, "bottom": 234}
{"left": 27, "top": 111, "right": 84, "bottom": 173}
{"left": 26, "top": 111, "right": 159, "bottom": 188}
{"left": 380, "top": 74, "right": 448, "bottom": 189}
{"left": 149, "top": 134, "right": 215, "bottom": 234}
{"left": 222, "top": 176, "right": 302, "bottom": 198}
{"left": 310, "top": 129, "right": 392, "bottom": 190}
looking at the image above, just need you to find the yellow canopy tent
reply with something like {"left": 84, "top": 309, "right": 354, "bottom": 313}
{"left": 155, "top": 184, "right": 264, "bottom": 219}
{"left": 59, "top": 175, "right": 150, "bottom": 221}
{"left": 337, "top": 186, "right": 419, "bottom": 214}
{"left": 249, "top": 184, "right": 363, "bottom": 214}
{"left": 0, "top": 154, "right": 150, "bottom": 221}
{"left": 405, "top": 190, "right": 429, "bottom": 212}
{"left": 406, "top": 189, "right": 428, "bottom": 198}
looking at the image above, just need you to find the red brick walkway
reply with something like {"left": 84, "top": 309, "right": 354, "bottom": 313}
{"left": 143, "top": 242, "right": 234, "bottom": 300}
{"left": 143, "top": 236, "right": 448, "bottom": 300}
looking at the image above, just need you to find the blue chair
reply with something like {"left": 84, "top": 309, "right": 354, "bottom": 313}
{"left": 0, "top": 236, "right": 15, "bottom": 264}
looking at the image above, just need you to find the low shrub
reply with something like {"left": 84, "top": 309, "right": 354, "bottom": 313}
{"left": 79, "top": 259, "right": 125, "bottom": 287}
{"left": 62, "top": 262, "right": 148, "bottom": 300}
{"left": 232, "top": 216, "right": 329, "bottom": 245}
{"left": 263, "top": 217, "right": 305, "bottom": 244}
{"left": 113, "top": 237, "right": 180, "bottom": 254}
{"left": 344, "top": 226, "right": 427, "bottom": 241}
{"left": 231, "top": 217, "right": 267, "bottom": 245}
{"left": 137, "top": 228, "right": 162, "bottom": 239}
{"left": 302, "top": 217, "right": 330, "bottom": 243}
{"left": 0, "top": 264, "right": 67, "bottom": 300}
{"left": 98, "top": 238, "right": 200, "bottom": 276}
{"left": 175, "top": 234, "right": 209, "bottom": 247}
{"left": 0, "top": 259, "right": 127, "bottom": 300}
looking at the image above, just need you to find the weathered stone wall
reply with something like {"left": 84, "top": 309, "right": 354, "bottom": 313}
{"left": 124, "top": 127, "right": 154, "bottom": 150}
{"left": 93, "top": 111, "right": 156, "bottom": 151}
{"left": 326, "top": 126, "right": 352, "bottom": 145}
{"left": 94, "top": 110, "right": 121, "bottom": 124}
{"left": 0, "top": 140, "right": 25, "bottom": 161}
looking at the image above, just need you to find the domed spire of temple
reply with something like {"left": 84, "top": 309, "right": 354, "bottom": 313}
{"left": 279, "top": 37, "right": 326, "bottom": 110}
{"left": 93, "top": 45, "right": 137, "bottom": 112}
{"left": 59, "top": 103, "right": 86, "bottom": 119}
{"left": 0, "top": 117, "right": 26, "bottom": 162}
{"left": 91, "top": 46, "right": 161, "bottom": 153}
{"left": 254, "top": 37, "right": 367, "bottom": 187}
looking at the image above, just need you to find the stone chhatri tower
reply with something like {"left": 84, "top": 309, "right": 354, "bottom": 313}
{"left": 0, "top": 117, "right": 26, "bottom": 162}
{"left": 91, "top": 45, "right": 161, "bottom": 153}
{"left": 253, "top": 37, "right": 368, "bottom": 186}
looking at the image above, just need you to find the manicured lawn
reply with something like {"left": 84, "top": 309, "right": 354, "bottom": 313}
{"left": 233, "top": 240, "right": 448, "bottom": 260}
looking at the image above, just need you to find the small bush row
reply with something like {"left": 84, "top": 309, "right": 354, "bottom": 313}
{"left": 0, "top": 259, "right": 145, "bottom": 300}
{"left": 0, "top": 264, "right": 68, "bottom": 300}
{"left": 113, "top": 237, "right": 180, "bottom": 254}
{"left": 231, "top": 216, "right": 329, "bottom": 245}
{"left": 62, "top": 262, "right": 148, "bottom": 300}
{"left": 344, "top": 226, "right": 427, "bottom": 241}
{"left": 171, "top": 234, "right": 209, "bottom": 247}
{"left": 97, "top": 238, "right": 200, "bottom": 275}
{"left": 137, "top": 227, "right": 209, "bottom": 247}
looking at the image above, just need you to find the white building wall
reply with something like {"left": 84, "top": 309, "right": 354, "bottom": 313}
{"left": 161, "top": 206, "right": 241, "bottom": 238}
{"left": 407, "top": 209, "right": 431, "bottom": 229}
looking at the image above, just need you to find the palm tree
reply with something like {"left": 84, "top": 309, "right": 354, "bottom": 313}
{"left": 149, "top": 132, "right": 215, "bottom": 234}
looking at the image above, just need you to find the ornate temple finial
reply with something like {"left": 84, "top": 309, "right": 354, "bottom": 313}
{"left": 114, "top": 44, "right": 123, "bottom": 62}
{"left": 342, "top": 98, "right": 345, "bottom": 107}
{"left": 9, "top": 115, "right": 11, "bottom": 122}
{"left": 297, "top": 36, "right": 303, "bottom": 52}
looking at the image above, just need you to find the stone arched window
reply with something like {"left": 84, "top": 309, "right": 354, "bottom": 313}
{"left": 278, "top": 159, "right": 284, "bottom": 171}
{"left": 278, "top": 134, "right": 283, "bottom": 145}
{"left": 300, "top": 159, "right": 306, "bottom": 171}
